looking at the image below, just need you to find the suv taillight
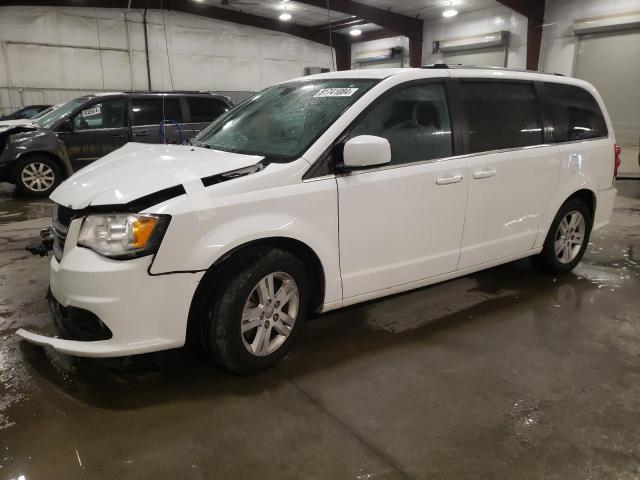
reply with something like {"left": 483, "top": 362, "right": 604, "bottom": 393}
{"left": 614, "top": 143, "right": 621, "bottom": 178}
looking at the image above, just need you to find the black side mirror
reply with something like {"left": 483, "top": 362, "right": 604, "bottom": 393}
{"left": 56, "top": 119, "right": 73, "bottom": 133}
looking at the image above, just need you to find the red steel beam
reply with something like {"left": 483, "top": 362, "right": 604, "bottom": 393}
{"left": 496, "top": 0, "right": 546, "bottom": 70}
{"left": 293, "top": 0, "right": 423, "bottom": 40}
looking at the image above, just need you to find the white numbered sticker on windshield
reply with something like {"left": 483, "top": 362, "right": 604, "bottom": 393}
{"left": 314, "top": 88, "right": 359, "bottom": 98}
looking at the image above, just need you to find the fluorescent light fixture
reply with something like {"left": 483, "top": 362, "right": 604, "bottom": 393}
{"left": 443, "top": 8, "right": 458, "bottom": 17}
{"left": 279, "top": 12, "right": 292, "bottom": 21}
{"left": 349, "top": 28, "right": 362, "bottom": 36}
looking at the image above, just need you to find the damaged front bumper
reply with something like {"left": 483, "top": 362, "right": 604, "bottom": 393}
{"left": 17, "top": 219, "right": 204, "bottom": 357}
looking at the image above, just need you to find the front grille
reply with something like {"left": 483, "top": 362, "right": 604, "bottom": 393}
{"left": 52, "top": 204, "right": 73, "bottom": 262}
{"left": 56, "top": 205, "right": 74, "bottom": 227}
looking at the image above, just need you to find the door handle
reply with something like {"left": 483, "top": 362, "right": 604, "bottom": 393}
{"left": 473, "top": 169, "right": 497, "bottom": 179}
{"left": 112, "top": 133, "right": 125, "bottom": 138}
{"left": 134, "top": 130, "right": 149, "bottom": 137}
{"left": 436, "top": 174, "right": 463, "bottom": 185}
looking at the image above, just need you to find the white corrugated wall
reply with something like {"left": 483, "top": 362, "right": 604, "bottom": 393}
{"left": 0, "top": 5, "right": 335, "bottom": 114}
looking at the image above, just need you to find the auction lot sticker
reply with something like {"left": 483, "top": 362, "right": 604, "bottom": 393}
{"left": 314, "top": 88, "right": 359, "bottom": 97}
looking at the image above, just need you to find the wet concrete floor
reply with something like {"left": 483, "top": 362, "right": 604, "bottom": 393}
{"left": 0, "top": 181, "right": 639, "bottom": 479}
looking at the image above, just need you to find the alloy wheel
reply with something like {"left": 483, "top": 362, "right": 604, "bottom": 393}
{"left": 21, "top": 162, "right": 55, "bottom": 192}
{"left": 554, "top": 210, "right": 586, "bottom": 264}
{"left": 241, "top": 272, "right": 300, "bottom": 357}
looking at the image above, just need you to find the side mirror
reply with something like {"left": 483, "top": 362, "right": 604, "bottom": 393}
{"left": 342, "top": 135, "right": 391, "bottom": 169}
{"left": 56, "top": 119, "right": 73, "bottom": 133}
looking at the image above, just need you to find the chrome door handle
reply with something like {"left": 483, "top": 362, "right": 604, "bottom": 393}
{"left": 473, "top": 169, "right": 497, "bottom": 179}
{"left": 436, "top": 174, "right": 463, "bottom": 185}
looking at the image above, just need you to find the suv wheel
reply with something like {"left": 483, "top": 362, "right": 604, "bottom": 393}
{"left": 533, "top": 197, "right": 592, "bottom": 274}
{"left": 200, "top": 248, "right": 309, "bottom": 374}
{"left": 14, "top": 156, "right": 62, "bottom": 197}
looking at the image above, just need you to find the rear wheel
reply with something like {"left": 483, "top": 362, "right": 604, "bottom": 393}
{"left": 533, "top": 197, "right": 592, "bottom": 274}
{"left": 14, "top": 155, "right": 63, "bottom": 197}
{"left": 200, "top": 248, "right": 309, "bottom": 374}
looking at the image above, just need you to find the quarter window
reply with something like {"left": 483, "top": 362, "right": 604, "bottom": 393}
{"left": 72, "top": 99, "right": 126, "bottom": 130}
{"left": 187, "top": 97, "right": 229, "bottom": 123}
{"left": 541, "top": 83, "right": 608, "bottom": 142}
{"left": 131, "top": 97, "right": 183, "bottom": 126}
{"left": 460, "top": 81, "right": 543, "bottom": 153}
{"left": 349, "top": 83, "right": 452, "bottom": 165}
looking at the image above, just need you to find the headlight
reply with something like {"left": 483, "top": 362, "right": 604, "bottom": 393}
{"left": 77, "top": 214, "right": 170, "bottom": 259}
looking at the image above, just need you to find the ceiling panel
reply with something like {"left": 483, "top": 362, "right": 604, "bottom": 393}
{"left": 204, "top": 0, "right": 352, "bottom": 27}
{"left": 196, "top": 0, "right": 501, "bottom": 30}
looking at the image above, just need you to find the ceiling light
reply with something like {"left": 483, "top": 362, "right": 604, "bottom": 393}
{"left": 349, "top": 28, "right": 362, "bottom": 36}
{"left": 442, "top": 8, "right": 458, "bottom": 17}
{"left": 279, "top": 12, "right": 292, "bottom": 21}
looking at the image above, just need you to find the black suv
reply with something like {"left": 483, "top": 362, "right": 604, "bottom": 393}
{"left": 0, "top": 104, "right": 52, "bottom": 120}
{"left": 0, "top": 91, "right": 232, "bottom": 196}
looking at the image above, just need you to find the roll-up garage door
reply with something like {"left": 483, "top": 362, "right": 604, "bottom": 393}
{"left": 574, "top": 29, "right": 640, "bottom": 177}
{"left": 443, "top": 46, "right": 507, "bottom": 67}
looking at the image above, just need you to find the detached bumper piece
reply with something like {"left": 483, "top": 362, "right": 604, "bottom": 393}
{"left": 25, "top": 227, "right": 54, "bottom": 257}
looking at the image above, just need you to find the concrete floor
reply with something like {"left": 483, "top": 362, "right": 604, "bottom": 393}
{"left": 1, "top": 181, "right": 639, "bottom": 480}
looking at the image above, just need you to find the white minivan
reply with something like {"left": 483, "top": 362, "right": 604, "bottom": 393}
{"left": 18, "top": 66, "right": 619, "bottom": 374}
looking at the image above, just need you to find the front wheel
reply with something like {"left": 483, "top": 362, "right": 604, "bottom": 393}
{"left": 533, "top": 197, "right": 592, "bottom": 274}
{"left": 14, "top": 155, "right": 63, "bottom": 197}
{"left": 200, "top": 248, "right": 309, "bottom": 374}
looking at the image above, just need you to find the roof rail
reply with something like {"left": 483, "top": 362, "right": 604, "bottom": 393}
{"left": 421, "top": 63, "right": 450, "bottom": 69}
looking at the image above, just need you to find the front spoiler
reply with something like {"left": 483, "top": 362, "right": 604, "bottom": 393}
{"left": 15, "top": 328, "right": 174, "bottom": 357}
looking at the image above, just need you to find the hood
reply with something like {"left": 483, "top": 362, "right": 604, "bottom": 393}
{"left": 0, "top": 120, "right": 38, "bottom": 134}
{"left": 50, "top": 142, "right": 264, "bottom": 209}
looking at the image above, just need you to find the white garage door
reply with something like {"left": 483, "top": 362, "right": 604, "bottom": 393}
{"left": 443, "top": 46, "right": 507, "bottom": 67}
{"left": 575, "top": 29, "right": 640, "bottom": 177}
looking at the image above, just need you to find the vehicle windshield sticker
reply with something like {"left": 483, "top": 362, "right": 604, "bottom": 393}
{"left": 313, "top": 88, "right": 359, "bottom": 98}
{"left": 82, "top": 106, "right": 101, "bottom": 117}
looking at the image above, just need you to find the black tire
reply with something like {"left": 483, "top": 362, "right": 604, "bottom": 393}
{"left": 14, "top": 155, "right": 63, "bottom": 197}
{"left": 200, "top": 248, "right": 309, "bottom": 375}
{"left": 532, "top": 197, "right": 592, "bottom": 274}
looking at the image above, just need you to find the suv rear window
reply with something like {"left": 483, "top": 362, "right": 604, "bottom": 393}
{"left": 131, "top": 97, "right": 183, "bottom": 126}
{"left": 188, "top": 97, "right": 229, "bottom": 123}
{"left": 460, "top": 81, "right": 543, "bottom": 153}
{"left": 541, "top": 83, "right": 608, "bottom": 142}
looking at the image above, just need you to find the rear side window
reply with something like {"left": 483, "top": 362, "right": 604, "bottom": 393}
{"left": 188, "top": 97, "right": 229, "bottom": 123}
{"left": 131, "top": 97, "right": 183, "bottom": 126}
{"left": 349, "top": 82, "right": 452, "bottom": 165}
{"left": 460, "top": 81, "right": 543, "bottom": 153}
{"left": 541, "top": 83, "right": 608, "bottom": 142}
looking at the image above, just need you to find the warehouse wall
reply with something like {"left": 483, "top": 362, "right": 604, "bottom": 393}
{"left": 422, "top": 4, "right": 528, "bottom": 69}
{"left": 0, "top": 6, "right": 334, "bottom": 114}
{"left": 540, "top": 0, "right": 640, "bottom": 74}
{"left": 351, "top": 36, "right": 409, "bottom": 69}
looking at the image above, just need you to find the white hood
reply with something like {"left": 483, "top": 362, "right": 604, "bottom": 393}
{"left": 50, "top": 142, "right": 264, "bottom": 209}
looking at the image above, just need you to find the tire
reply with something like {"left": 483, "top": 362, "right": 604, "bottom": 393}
{"left": 14, "top": 155, "right": 63, "bottom": 197}
{"left": 200, "top": 248, "right": 309, "bottom": 374}
{"left": 532, "top": 197, "right": 592, "bottom": 274}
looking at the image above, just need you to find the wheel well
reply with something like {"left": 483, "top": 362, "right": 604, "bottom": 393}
{"left": 15, "top": 152, "right": 66, "bottom": 177}
{"left": 186, "top": 237, "right": 326, "bottom": 344}
{"left": 567, "top": 189, "right": 596, "bottom": 217}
